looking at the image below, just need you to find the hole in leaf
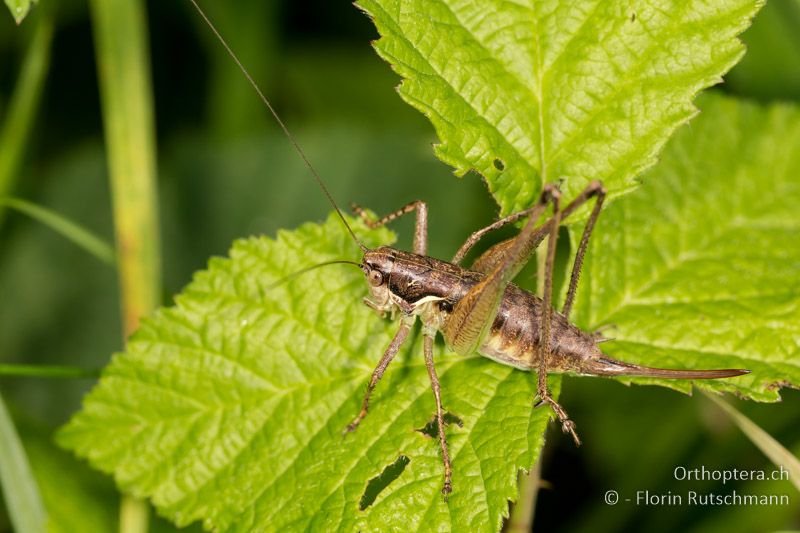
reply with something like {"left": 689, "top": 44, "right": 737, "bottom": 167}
{"left": 359, "top": 455, "right": 411, "bottom": 511}
{"left": 415, "top": 412, "right": 463, "bottom": 438}
{"left": 493, "top": 158, "right": 505, "bottom": 171}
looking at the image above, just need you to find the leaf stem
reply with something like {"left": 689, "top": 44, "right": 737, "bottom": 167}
{"left": 507, "top": 454, "right": 543, "bottom": 532}
{"left": 507, "top": 244, "right": 549, "bottom": 530}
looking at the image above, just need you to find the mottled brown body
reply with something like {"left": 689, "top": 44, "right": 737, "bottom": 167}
{"left": 363, "top": 247, "right": 743, "bottom": 380}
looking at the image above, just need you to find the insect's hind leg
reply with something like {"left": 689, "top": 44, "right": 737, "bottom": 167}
{"left": 423, "top": 329, "right": 453, "bottom": 499}
{"left": 561, "top": 180, "right": 606, "bottom": 318}
{"left": 351, "top": 200, "right": 428, "bottom": 255}
{"left": 532, "top": 186, "right": 581, "bottom": 445}
{"left": 536, "top": 180, "right": 606, "bottom": 446}
{"left": 344, "top": 317, "right": 414, "bottom": 433}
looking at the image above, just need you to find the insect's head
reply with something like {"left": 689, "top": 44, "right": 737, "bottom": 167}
{"left": 360, "top": 246, "right": 397, "bottom": 310}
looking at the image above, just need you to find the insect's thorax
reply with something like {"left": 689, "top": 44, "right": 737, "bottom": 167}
{"left": 371, "top": 247, "right": 479, "bottom": 305}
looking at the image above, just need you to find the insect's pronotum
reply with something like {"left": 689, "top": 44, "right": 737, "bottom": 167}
{"left": 190, "top": 0, "right": 749, "bottom": 498}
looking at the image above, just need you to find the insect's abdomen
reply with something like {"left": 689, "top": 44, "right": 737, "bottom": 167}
{"left": 477, "top": 284, "right": 602, "bottom": 372}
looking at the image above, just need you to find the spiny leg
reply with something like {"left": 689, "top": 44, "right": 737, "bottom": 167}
{"left": 512, "top": 182, "right": 606, "bottom": 437}
{"left": 347, "top": 201, "right": 428, "bottom": 429}
{"left": 451, "top": 204, "right": 542, "bottom": 265}
{"left": 345, "top": 318, "right": 413, "bottom": 433}
{"left": 535, "top": 188, "right": 582, "bottom": 446}
{"left": 465, "top": 181, "right": 607, "bottom": 285}
{"left": 351, "top": 200, "right": 428, "bottom": 255}
{"left": 442, "top": 182, "right": 579, "bottom": 441}
{"left": 453, "top": 181, "right": 605, "bottom": 274}
{"left": 423, "top": 330, "right": 453, "bottom": 499}
{"left": 561, "top": 180, "right": 606, "bottom": 318}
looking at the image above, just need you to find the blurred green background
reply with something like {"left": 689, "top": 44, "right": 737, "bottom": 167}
{"left": 0, "top": 0, "right": 798, "bottom": 531}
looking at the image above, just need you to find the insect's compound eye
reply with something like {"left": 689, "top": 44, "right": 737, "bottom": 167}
{"left": 368, "top": 270, "right": 384, "bottom": 286}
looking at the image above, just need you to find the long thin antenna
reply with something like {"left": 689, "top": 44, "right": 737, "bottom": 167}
{"left": 265, "top": 260, "right": 363, "bottom": 290}
{"left": 187, "top": 0, "right": 367, "bottom": 252}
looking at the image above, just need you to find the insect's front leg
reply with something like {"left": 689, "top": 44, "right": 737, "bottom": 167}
{"left": 344, "top": 315, "right": 415, "bottom": 433}
{"left": 351, "top": 200, "right": 428, "bottom": 255}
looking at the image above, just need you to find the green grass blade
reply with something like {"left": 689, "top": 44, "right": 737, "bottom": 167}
{"left": 706, "top": 393, "right": 800, "bottom": 493}
{"left": 120, "top": 497, "right": 150, "bottom": 533}
{"left": 0, "top": 364, "right": 99, "bottom": 378}
{"left": 89, "top": 0, "right": 160, "bottom": 333}
{"left": 0, "top": 198, "right": 115, "bottom": 266}
{"left": 0, "top": 8, "right": 52, "bottom": 210}
{"left": 0, "top": 393, "right": 47, "bottom": 533}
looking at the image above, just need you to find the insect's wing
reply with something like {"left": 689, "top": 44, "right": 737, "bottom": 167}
{"left": 442, "top": 274, "right": 507, "bottom": 355}
{"left": 469, "top": 237, "right": 514, "bottom": 274}
{"left": 443, "top": 218, "right": 549, "bottom": 354}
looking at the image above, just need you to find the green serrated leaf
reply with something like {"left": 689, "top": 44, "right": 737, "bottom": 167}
{"left": 4, "top": 0, "right": 35, "bottom": 24}
{"left": 358, "top": 0, "right": 763, "bottom": 214}
{"left": 59, "top": 214, "right": 555, "bottom": 531}
{"left": 570, "top": 94, "right": 800, "bottom": 401}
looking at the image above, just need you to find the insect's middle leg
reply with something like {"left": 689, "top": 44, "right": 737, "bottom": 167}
{"left": 423, "top": 329, "right": 453, "bottom": 498}
{"left": 345, "top": 317, "right": 413, "bottom": 433}
{"left": 450, "top": 204, "right": 542, "bottom": 265}
{"left": 351, "top": 200, "right": 428, "bottom": 256}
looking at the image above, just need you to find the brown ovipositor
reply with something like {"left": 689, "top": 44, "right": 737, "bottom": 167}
{"left": 189, "top": 0, "right": 750, "bottom": 500}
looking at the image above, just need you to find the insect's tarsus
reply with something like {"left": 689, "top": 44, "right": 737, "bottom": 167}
{"left": 186, "top": 0, "right": 367, "bottom": 252}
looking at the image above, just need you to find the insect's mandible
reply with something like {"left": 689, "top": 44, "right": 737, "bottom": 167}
{"left": 189, "top": 0, "right": 750, "bottom": 499}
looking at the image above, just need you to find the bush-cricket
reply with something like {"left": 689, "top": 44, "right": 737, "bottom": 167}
{"left": 189, "top": 0, "right": 750, "bottom": 499}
